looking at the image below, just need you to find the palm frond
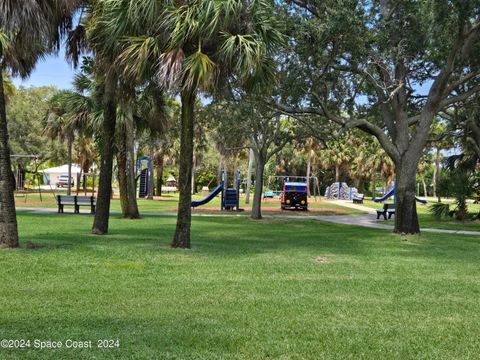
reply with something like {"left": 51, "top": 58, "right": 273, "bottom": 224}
{"left": 183, "top": 47, "right": 218, "bottom": 91}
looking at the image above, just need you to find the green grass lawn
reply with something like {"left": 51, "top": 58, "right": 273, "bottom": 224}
{"left": 1, "top": 213, "right": 480, "bottom": 359}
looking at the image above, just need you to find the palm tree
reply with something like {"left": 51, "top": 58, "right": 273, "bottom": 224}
{"left": 73, "top": 1, "right": 132, "bottom": 234}
{"left": 0, "top": 0, "right": 82, "bottom": 247}
{"left": 318, "top": 136, "right": 354, "bottom": 183}
{"left": 109, "top": 0, "right": 284, "bottom": 247}
{"left": 135, "top": 83, "right": 171, "bottom": 201}
{"left": 45, "top": 91, "right": 79, "bottom": 196}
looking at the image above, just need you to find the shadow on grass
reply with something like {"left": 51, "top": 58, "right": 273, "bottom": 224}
{"left": 15, "top": 212, "right": 480, "bottom": 263}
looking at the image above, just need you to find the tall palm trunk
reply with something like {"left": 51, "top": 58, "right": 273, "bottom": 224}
{"left": 92, "top": 73, "right": 117, "bottom": 235}
{"left": 67, "top": 135, "right": 73, "bottom": 196}
{"left": 0, "top": 69, "right": 19, "bottom": 247}
{"left": 306, "top": 148, "right": 312, "bottom": 197}
{"left": 172, "top": 88, "right": 195, "bottom": 248}
{"left": 155, "top": 151, "right": 164, "bottom": 196}
{"left": 147, "top": 143, "right": 155, "bottom": 200}
{"left": 335, "top": 164, "right": 340, "bottom": 182}
{"left": 217, "top": 155, "right": 223, "bottom": 186}
{"left": 251, "top": 152, "right": 266, "bottom": 220}
{"left": 421, "top": 175, "right": 428, "bottom": 197}
{"left": 433, "top": 148, "right": 440, "bottom": 201}
{"left": 125, "top": 113, "right": 139, "bottom": 217}
{"left": 245, "top": 148, "right": 254, "bottom": 204}
{"left": 117, "top": 127, "right": 129, "bottom": 216}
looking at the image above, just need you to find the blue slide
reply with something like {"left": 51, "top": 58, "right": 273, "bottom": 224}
{"left": 374, "top": 187, "right": 427, "bottom": 204}
{"left": 374, "top": 188, "right": 395, "bottom": 203}
{"left": 191, "top": 183, "right": 223, "bottom": 208}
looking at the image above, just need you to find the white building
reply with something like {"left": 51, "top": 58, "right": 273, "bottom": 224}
{"left": 41, "top": 164, "right": 82, "bottom": 187}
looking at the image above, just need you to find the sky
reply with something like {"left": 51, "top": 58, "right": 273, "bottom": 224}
{"left": 14, "top": 46, "right": 435, "bottom": 97}
{"left": 12, "top": 47, "right": 76, "bottom": 90}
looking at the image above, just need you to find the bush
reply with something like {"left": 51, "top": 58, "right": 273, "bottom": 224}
{"left": 429, "top": 202, "right": 451, "bottom": 220}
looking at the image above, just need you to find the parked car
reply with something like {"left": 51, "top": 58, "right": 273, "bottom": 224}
{"left": 56, "top": 175, "right": 74, "bottom": 188}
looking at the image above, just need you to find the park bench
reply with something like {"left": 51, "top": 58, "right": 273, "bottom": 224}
{"left": 353, "top": 194, "right": 365, "bottom": 204}
{"left": 376, "top": 203, "right": 395, "bottom": 220}
{"left": 57, "top": 195, "right": 96, "bottom": 214}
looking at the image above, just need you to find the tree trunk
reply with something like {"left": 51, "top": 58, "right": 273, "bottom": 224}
{"left": 335, "top": 164, "right": 340, "bottom": 182}
{"left": 155, "top": 152, "right": 164, "bottom": 196}
{"left": 117, "top": 130, "right": 129, "bottom": 217}
{"left": 251, "top": 154, "right": 266, "bottom": 220}
{"left": 433, "top": 148, "right": 440, "bottom": 201}
{"left": 92, "top": 73, "right": 117, "bottom": 235}
{"left": 394, "top": 160, "right": 420, "bottom": 234}
{"left": 306, "top": 148, "right": 312, "bottom": 196}
{"left": 245, "top": 148, "right": 254, "bottom": 204}
{"left": 67, "top": 136, "right": 73, "bottom": 196}
{"left": 171, "top": 88, "right": 196, "bottom": 249}
{"left": 147, "top": 143, "right": 155, "bottom": 200}
{"left": 0, "top": 69, "right": 19, "bottom": 247}
{"left": 421, "top": 175, "right": 428, "bottom": 197}
{"left": 191, "top": 155, "right": 196, "bottom": 195}
{"left": 217, "top": 155, "right": 223, "bottom": 186}
{"left": 223, "top": 160, "right": 228, "bottom": 189}
{"left": 125, "top": 114, "right": 139, "bottom": 218}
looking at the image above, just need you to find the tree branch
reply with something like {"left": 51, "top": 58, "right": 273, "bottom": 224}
{"left": 439, "top": 84, "right": 480, "bottom": 110}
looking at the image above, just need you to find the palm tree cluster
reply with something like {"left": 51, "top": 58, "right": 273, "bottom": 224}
{"left": 1, "top": 0, "right": 283, "bottom": 248}
{"left": 0, "top": 0, "right": 85, "bottom": 247}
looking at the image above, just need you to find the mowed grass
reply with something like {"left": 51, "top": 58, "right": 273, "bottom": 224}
{"left": 362, "top": 199, "right": 480, "bottom": 231}
{"left": 1, "top": 213, "right": 480, "bottom": 359}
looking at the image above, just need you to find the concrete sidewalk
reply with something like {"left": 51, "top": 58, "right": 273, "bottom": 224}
{"left": 323, "top": 199, "right": 377, "bottom": 214}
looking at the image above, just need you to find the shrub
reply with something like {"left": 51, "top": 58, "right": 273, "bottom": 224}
{"left": 429, "top": 202, "right": 451, "bottom": 220}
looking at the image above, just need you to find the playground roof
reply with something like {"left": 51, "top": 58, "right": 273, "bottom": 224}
{"left": 40, "top": 164, "right": 82, "bottom": 174}
{"left": 285, "top": 182, "right": 307, "bottom": 187}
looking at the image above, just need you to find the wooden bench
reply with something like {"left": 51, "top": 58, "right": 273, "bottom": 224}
{"left": 57, "top": 195, "right": 96, "bottom": 214}
{"left": 353, "top": 194, "right": 365, "bottom": 204}
{"left": 376, "top": 203, "right": 395, "bottom": 220}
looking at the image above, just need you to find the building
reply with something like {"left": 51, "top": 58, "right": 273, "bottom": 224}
{"left": 41, "top": 164, "right": 82, "bottom": 187}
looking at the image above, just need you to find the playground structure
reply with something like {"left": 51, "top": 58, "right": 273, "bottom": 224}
{"left": 265, "top": 175, "right": 321, "bottom": 199}
{"left": 137, "top": 156, "right": 151, "bottom": 198}
{"left": 324, "top": 182, "right": 361, "bottom": 200}
{"left": 374, "top": 183, "right": 427, "bottom": 204}
{"left": 191, "top": 170, "right": 242, "bottom": 211}
{"left": 281, "top": 177, "right": 308, "bottom": 210}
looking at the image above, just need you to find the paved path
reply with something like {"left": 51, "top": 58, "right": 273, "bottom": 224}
{"left": 323, "top": 199, "right": 378, "bottom": 214}
{"left": 16, "top": 206, "right": 480, "bottom": 236}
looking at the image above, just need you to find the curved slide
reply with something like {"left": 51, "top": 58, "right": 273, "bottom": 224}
{"left": 374, "top": 187, "right": 427, "bottom": 204}
{"left": 191, "top": 183, "right": 223, "bottom": 208}
{"left": 373, "top": 188, "right": 395, "bottom": 203}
